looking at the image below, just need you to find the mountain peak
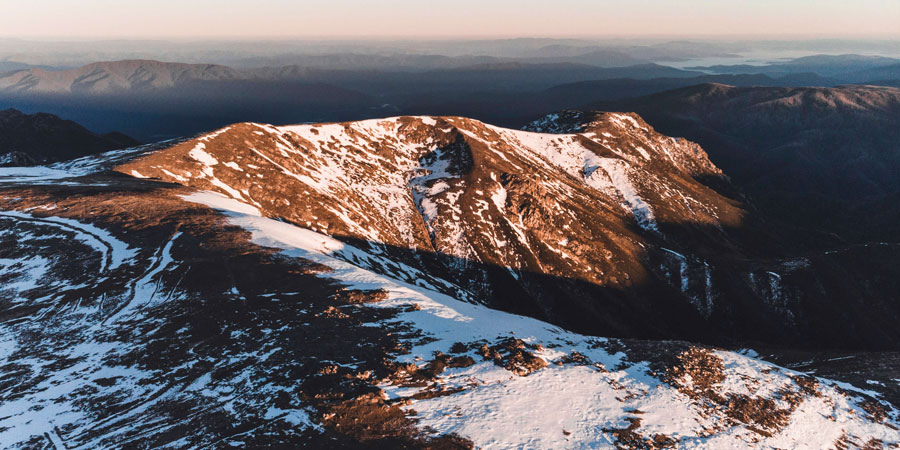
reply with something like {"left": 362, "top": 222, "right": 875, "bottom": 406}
{"left": 116, "top": 114, "right": 755, "bottom": 341}
{"left": 524, "top": 110, "right": 723, "bottom": 178}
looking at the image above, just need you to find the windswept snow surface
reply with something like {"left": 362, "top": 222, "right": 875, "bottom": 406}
{"left": 488, "top": 126, "right": 659, "bottom": 231}
{"left": 0, "top": 210, "right": 135, "bottom": 272}
{"left": 0, "top": 190, "right": 322, "bottom": 449}
{"left": 0, "top": 142, "right": 171, "bottom": 183}
{"left": 184, "top": 191, "right": 900, "bottom": 449}
{"left": 0, "top": 166, "right": 75, "bottom": 182}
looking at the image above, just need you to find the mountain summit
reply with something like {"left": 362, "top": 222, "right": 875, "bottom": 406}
{"left": 116, "top": 114, "right": 741, "bottom": 340}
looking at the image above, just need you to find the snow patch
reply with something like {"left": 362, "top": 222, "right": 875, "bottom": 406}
{"left": 189, "top": 143, "right": 219, "bottom": 166}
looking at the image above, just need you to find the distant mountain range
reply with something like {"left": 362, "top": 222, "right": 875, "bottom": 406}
{"left": 0, "top": 59, "right": 708, "bottom": 95}
{"left": 11, "top": 53, "right": 900, "bottom": 97}
{"left": 4, "top": 54, "right": 900, "bottom": 147}
{"left": 0, "top": 60, "right": 242, "bottom": 93}
{"left": 0, "top": 60, "right": 709, "bottom": 141}
{"left": 689, "top": 53, "right": 900, "bottom": 83}
{"left": 0, "top": 37, "right": 742, "bottom": 68}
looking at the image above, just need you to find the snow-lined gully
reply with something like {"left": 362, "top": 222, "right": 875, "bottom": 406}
{"left": 1, "top": 114, "right": 898, "bottom": 448}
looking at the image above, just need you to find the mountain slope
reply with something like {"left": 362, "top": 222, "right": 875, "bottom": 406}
{"left": 1, "top": 153, "right": 897, "bottom": 448}
{"left": 111, "top": 114, "right": 900, "bottom": 350}
{"left": 844, "top": 64, "right": 900, "bottom": 84}
{"left": 0, "top": 108, "right": 138, "bottom": 165}
{"left": 115, "top": 114, "right": 755, "bottom": 342}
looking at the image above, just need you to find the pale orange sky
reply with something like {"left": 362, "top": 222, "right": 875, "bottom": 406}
{"left": 2, "top": 0, "right": 899, "bottom": 39}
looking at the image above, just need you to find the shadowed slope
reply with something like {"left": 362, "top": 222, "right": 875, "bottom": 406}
{"left": 591, "top": 83, "right": 900, "bottom": 241}
{"left": 0, "top": 108, "right": 138, "bottom": 165}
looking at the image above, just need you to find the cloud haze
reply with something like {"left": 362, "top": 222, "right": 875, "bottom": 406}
{"left": 4, "top": 0, "right": 899, "bottom": 38}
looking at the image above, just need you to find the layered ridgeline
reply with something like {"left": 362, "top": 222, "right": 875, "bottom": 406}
{"left": 117, "top": 114, "right": 900, "bottom": 349}
{"left": 0, "top": 60, "right": 242, "bottom": 93}
{"left": 1, "top": 123, "right": 898, "bottom": 448}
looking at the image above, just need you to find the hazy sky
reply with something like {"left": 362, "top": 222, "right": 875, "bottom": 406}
{"left": 2, "top": 0, "right": 899, "bottom": 39}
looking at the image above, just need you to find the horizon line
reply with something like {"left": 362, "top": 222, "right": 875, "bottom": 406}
{"left": 3, "top": 33, "right": 900, "bottom": 43}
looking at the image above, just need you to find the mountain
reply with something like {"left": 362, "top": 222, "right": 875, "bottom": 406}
{"left": 774, "top": 54, "right": 900, "bottom": 76}
{"left": 533, "top": 72, "right": 839, "bottom": 105}
{"left": 0, "top": 59, "right": 704, "bottom": 96}
{"left": 0, "top": 60, "right": 243, "bottom": 93}
{"left": 115, "top": 114, "right": 737, "bottom": 343}
{"left": 391, "top": 72, "right": 842, "bottom": 133}
{"left": 0, "top": 58, "right": 849, "bottom": 143}
{"left": 0, "top": 108, "right": 138, "bottom": 165}
{"left": 870, "top": 78, "right": 900, "bottom": 88}
{"left": 1, "top": 117, "right": 898, "bottom": 448}
{"left": 689, "top": 54, "right": 900, "bottom": 83}
{"left": 0, "top": 60, "right": 381, "bottom": 142}
{"left": 109, "top": 113, "right": 900, "bottom": 352}
{"left": 0, "top": 59, "right": 705, "bottom": 141}
{"left": 520, "top": 49, "right": 650, "bottom": 67}
{"left": 636, "top": 40, "right": 740, "bottom": 60}
{"left": 233, "top": 53, "right": 504, "bottom": 72}
{"left": 588, "top": 83, "right": 900, "bottom": 242}
{"left": 442, "top": 62, "right": 703, "bottom": 80}
{"left": 0, "top": 61, "right": 63, "bottom": 74}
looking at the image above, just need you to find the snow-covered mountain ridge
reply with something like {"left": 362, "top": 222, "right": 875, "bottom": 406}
{"left": 113, "top": 113, "right": 900, "bottom": 351}
{"left": 116, "top": 114, "right": 751, "bottom": 343}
